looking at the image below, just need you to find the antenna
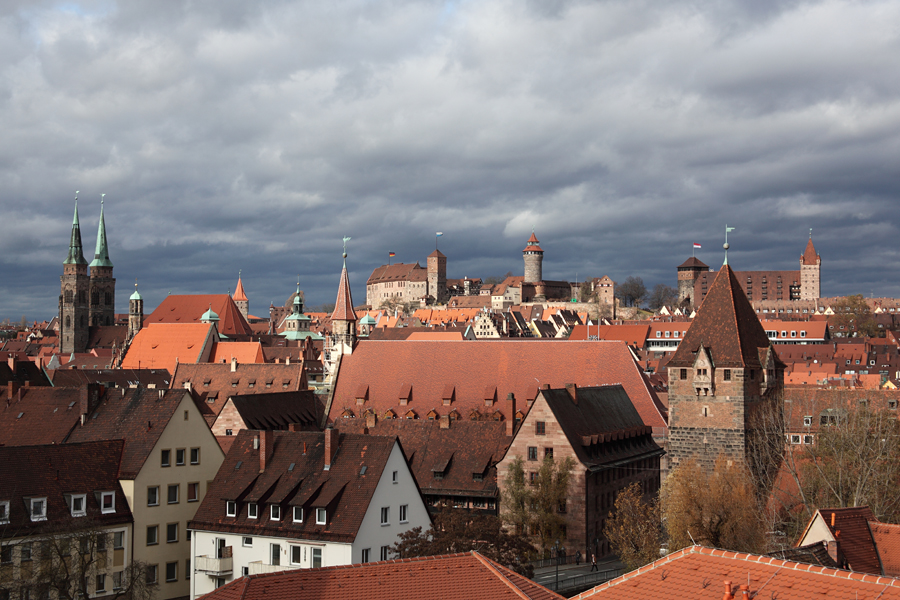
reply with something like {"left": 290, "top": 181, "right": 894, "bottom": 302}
{"left": 688, "top": 530, "right": 696, "bottom": 545}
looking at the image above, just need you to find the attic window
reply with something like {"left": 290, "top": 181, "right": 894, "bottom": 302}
{"left": 235, "top": 461, "right": 243, "bottom": 470}
{"left": 288, "top": 462, "right": 295, "bottom": 472}
{"left": 231, "top": 379, "right": 239, "bottom": 387}
{"left": 282, "top": 380, "right": 291, "bottom": 388}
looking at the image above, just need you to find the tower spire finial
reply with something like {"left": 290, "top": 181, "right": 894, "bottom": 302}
{"left": 64, "top": 194, "right": 88, "bottom": 265}
{"left": 90, "top": 194, "right": 113, "bottom": 268}
{"left": 342, "top": 236, "right": 351, "bottom": 268}
{"left": 809, "top": 227, "right": 812, "bottom": 239}
{"left": 723, "top": 225, "right": 735, "bottom": 266}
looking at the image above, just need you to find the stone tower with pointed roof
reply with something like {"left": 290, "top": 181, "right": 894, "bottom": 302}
{"left": 129, "top": 283, "right": 143, "bottom": 340}
{"left": 677, "top": 257, "right": 709, "bottom": 306}
{"left": 60, "top": 201, "right": 91, "bottom": 354}
{"left": 331, "top": 251, "right": 357, "bottom": 354}
{"left": 667, "top": 262, "right": 784, "bottom": 475}
{"left": 800, "top": 237, "right": 821, "bottom": 301}
{"left": 88, "top": 200, "right": 116, "bottom": 327}
{"left": 427, "top": 249, "right": 447, "bottom": 304}
{"left": 523, "top": 231, "right": 543, "bottom": 284}
{"left": 233, "top": 274, "right": 249, "bottom": 318}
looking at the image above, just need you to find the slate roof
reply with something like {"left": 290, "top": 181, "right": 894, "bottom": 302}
{"left": 0, "top": 386, "right": 86, "bottom": 446}
{"left": 65, "top": 388, "right": 192, "bottom": 479}
{"left": 0, "top": 358, "right": 51, "bottom": 387}
{"left": 197, "top": 551, "right": 562, "bottom": 600}
{"left": 329, "top": 340, "right": 667, "bottom": 430}
{"left": 50, "top": 368, "right": 171, "bottom": 389}
{"left": 331, "top": 265, "right": 357, "bottom": 322}
{"left": 537, "top": 386, "right": 663, "bottom": 468}
{"left": 146, "top": 294, "right": 253, "bottom": 336}
{"left": 0, "top": 440, "right": 131, "bottom": 535}
{"left": 171, "top": 362, "right": 308, "bottom": 426}
{"left": 576, "top": 545, "right": 900, "bottom": 600}
{"left": 803, "top": 238, "right": 820, "bottom": 265}
{"left": 121, "top": 323, "right": 216, "bottom": 374}
{"left": 189, "top": 429, "right": 398, "bottom": 543}
{"left": 768, "top": 542, "right": 839, "bottom": 568}
{"left": 335, "top": 419, "right": 511, "bottom": 498}
{"left": 669, "top": 264, "right": 776, "bottom": 369}
{"left": 228, "top": 391, "right": 323, "bottom": 431}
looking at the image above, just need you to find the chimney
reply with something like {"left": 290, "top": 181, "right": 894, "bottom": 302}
{"left": 183, "top": 381, "right": 192, "bottom": 392}
{"left": 738, "top": 585, "right": 750, "bottom": 600}
{"left": 831, "top": 512, "right": 836, "bottom": 527}
{"left": 565, "top": 383, "right": 578, "bottom": 404}
{"left": 366, "top": 411, "right": 377, "bottom": 429}
{"left": 506, "top": 393, "right": 516, "bottom": 437}
{"left": 259, "top": 430, "right": 273, "bottom": 473}
{"left": 722, "top": 581, "right": 734, "bottom": 600}
{"left": 439, "top": 414, "right": 450, "bottom": 429}
{"left": 7, "top": 354, "right": 15, "bottom": 370}
{"left": 7, "top": 381, "right": 18, "bottom": 402}
{"left": 231, "top": 357, "right": 237, "bottom": 372}
{"left": 286, "top": 355, "right": 290, "bottom": 366}
{"left": 324, "top": 425, "right": 338, "bottom": 470}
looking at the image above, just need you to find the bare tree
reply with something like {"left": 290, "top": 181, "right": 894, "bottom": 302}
{"left": 830, "top": 294, "right": 878, "bottom": 338}
{"left": 647, "top": 284, "right": 678, "bottom": 311}
{"left": 615, "top": 277, "right": 647, "bottom": 308}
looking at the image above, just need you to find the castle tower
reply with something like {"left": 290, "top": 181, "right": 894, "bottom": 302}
{"left": 427, "top": 249, "right": 447, "bottom": 304}
{"left": 667, "top": 260, "right": 784, "bottom": 479}
{"left": 676, "top": 257, "right": 709, "bottom": 306}
{"left": 331, "top": 246, "right": 358, "bottom": 353}
{"left": 233, "top": 272, "right": 249, "bottom": 318}
{"left": 60, "top": 200, "right": 91, "bottom": 354}
{"left": 89, "top": 198, "right": 116, "bottom": 327}
{"left": 128, "top": 282, "right": 144, "bottom": 340}
{"left": 523, "top": 230, "right": 543, "bottom": 284}
{"left": 800, "top": 236, "right": 821, "bottom": 301}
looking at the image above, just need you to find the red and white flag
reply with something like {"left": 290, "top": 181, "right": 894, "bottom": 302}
{"left": 693, "top": 243, "right": 702, "bottom": 249}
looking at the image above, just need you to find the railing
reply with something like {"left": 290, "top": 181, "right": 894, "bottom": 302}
{"left": 247, "top": 561, "right": 299, "bottom": 575}
{"left": 529, "top": 554, "right": 580, "bottom": 569}
{"left": 543, "top": 568, "right": 623, "bottom": 593}
{"left": 195, "top": 555, "right": 233, "bottom": 576}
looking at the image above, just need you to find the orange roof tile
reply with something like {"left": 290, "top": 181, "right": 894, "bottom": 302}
{"left": 121, "top": 323, "right": 215, "bottom": 374}
{"left": 146, "top": 294, "right": 253, "bottom": 336}
{"left": 872, "top": 523, "right": 900, "bottom": 577}
{"left": 233, "top": 277, "right": 248, "bottom": 302}
{"left": 803, "top": 238, "right": 820, "bottom": 265}
{"left": 406, "top": 331, "right": 466, "bottom": 341}
{"left": 210, "top": 342, "right": 265, "bottom": 364}
{"left": 574, "top": 545, "right": 900, "bottom": 600}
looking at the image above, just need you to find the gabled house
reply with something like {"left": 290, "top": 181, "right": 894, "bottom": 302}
{"left": 188, "top": 428, "right": 430, "bottom": 598}
{"left": 796, "top": 507, "right": 900, "bottom": 576}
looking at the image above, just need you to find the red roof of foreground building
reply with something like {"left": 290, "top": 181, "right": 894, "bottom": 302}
{"left": 872, "top": 523, "right": 900, "bottom": 577}
{"left": 329, "top": 340, "right": 666, "bottom": 430}
{"left": 331, "top": 265, "right": 357, "bottom": 322}
{"left": 198, "top": 551, "right": 562, "bottom": 600}
{"left": 146, "top": 294, "right": 253, "bottom": 336}
{"left": 802, "top": 238, "right": 820, "bottom": 265}
{"left": 669, "top": 264, "right": 775, "bottom": 369}
{"left": 569, "top": 324, "right": 650, "bottom": 348}
{"left": 574, "top": 545, "right": 900, "bottom": 600}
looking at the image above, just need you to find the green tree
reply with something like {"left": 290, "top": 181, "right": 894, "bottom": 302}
{"left": 604, "top": 482, "right": 661, "bottom": 570}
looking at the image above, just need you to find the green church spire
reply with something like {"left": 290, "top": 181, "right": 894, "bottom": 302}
{"left": 64, "top": 194, "right": 88, "bottom": 266}
{"left": 90, "top": 195, "right": 113, "bottom": 268}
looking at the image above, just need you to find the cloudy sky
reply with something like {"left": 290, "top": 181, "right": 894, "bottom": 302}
{"left": 3, "top": 0, "right": 900, "bottom": 321}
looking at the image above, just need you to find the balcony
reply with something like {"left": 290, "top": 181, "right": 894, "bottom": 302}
{"left": 247, "top": 561, "right": 299, "bottom": 575}
{"left": 195, "top": 552, "right": 233, "bottom": 577}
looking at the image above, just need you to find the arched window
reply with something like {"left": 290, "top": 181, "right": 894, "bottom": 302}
{"left": 91, "top": 291, "right": 99, "bottom": 306}
{"left": 65, "top": 316, "right": 71, "bottom": 328}
{"left": 105, "top": 292, "right": 112, "bottom": 305}
{"left": 64, "top": 289, "right": 73, "bottom": 303}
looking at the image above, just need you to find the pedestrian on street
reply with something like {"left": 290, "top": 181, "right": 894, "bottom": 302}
{"left": 591, "top": 553, "right": 598, "bottom": 571}
{"left": 576, "top": 550, "right": 581, "bottom": 565}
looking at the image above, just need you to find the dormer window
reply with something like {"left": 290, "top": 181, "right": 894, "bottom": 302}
{"left": 30, "top": 498, "right": 47, "bottom": 522}
{"left": 69, "top": 494, "right": 87, "bottom": 517}
{"left": 226, "top": 501, "right": 237, "bottom": 517}
{"left": 316, "top": 508, "right": 326, "bottom": 525}
{"left": 270, "top": 505, "right": 281, "bottom": 521}
{"left": 293, "top": 507, "right": 303, "bottom": 523}
{"left": 101, "top": 492, "right": 115, "bottom": 514}
{"left": 248, "top": 503, "right": 258, "bottom": 519}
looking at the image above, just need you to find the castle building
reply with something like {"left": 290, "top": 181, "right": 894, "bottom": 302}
{"left": 667, "top": 260, "right": 785, "bottom": 477}
{"left": 679, "top": 237, "right": 822, "bottom": 308}
{"left": 365, "top": 250, "right": 447, "bottom": 308}
{"left": 519, "top": 231, "right": 572, "bottom": 303}
{"left": 427, "top": 249, "right": 448, "bottom": 304}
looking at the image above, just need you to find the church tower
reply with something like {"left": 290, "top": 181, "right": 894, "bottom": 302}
{"left": 667, "top": 259, "right": 784, "bottom": 479}
{"left": 60, "top": 200, "right": 90, "bottom": 354}
{"left": 330, "top": 245, "right": 358, "bottom": 354}
{"left": 89, "top": 198, "right": 116, "bottom": 327}
{"left": 233, "top": 273, "right": 249, "bottom": 319}
{"left": 426, "top": 249, "right": 447, "bottom": 304}
{"left": 800, "top": 236, "right": 821, "bottom": 301}
{"left": 128, "top": 283, "right": 144, "bottom": 340}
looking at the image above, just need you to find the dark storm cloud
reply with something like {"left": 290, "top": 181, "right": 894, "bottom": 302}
{"left": 2, "top": 0, "right": 900, "bottom": 321}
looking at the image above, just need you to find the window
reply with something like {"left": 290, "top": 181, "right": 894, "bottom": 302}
{"left": 680, "top": 368, "right": 687, "bottom": 380}
{"left": 380, "top": 546, "right": 390, "bottom": 561}
{"left": 101, "top": 492, "right": 115, "bottom": 513}
{"left": 270, "top": 544, "right": 281, "bottom": 566}
{"left": 30, "top": 498, "right": 46, "bottom": 522}
{"left": 167, "top": 523, "right": 178, "bottom": 543}
{"left": 148, "top": 487, "right": 160, "bottom": 506}
{"left": 362, "top": 548, "right": 370, "bottom": 563}
{"left": 544, "top": 447, "right": 553, "bottom": 459}
{"left": 270, "top": 505, "right": 281, "bottom": 521}
{"left": 112, "top": 571, "right": 123, "bottom": 590}
{"left": 381, "top": 507, "right": 389, "bottom": 525}
{"left": 293, "top": 507, "right": 303, "bottom": 523}
{"left": 190, "top": 448, "right": 200, "bottom": 465}
{"left": 167, "top": 485, "right": 179, "bottom": 504}
{"left": 96, "top": 574, "right": 106, "bottom": 592}
{"left": 0, "top": 546, "right": 11, "bottom": 564}
{"left": 536, "top": 421, "right": 546, "bottom": 435}
{"left": 723, "top": 369, "right": 731, "bottom": 381}
{"left": 187, "top": 483, "right": 199, "bottom": 502}
{"left": 226, "top": 501, "right": 236, "bottom": 517}
{"left": 70, "top": 494, "right": 86, "bottom": 517}
{"left": 400, "top": 504, "right": 408, "bottom": 523}
{"left": 527, "top": 446, "right": 537, "bottom": 461}
{"left": 790, "top": 435, "right": 801, "bottom": 444}
{"left": 114, "top": 531, "right": 124, "bottom": 550}
{"left": 98, "top": 534, "right": 107, "bottom": 552}
{"left": 316, "top": 508, "right": 326, "bottom": 525}
{"left": 165, "top": 561, "right": 177, "bottom": 582}
{"left": 20, "top": 543, "right": 31, "bottom": 562}
{"left": 392, "top": 470, "right": 398, "bottom": 484}
{"left": 242, "top": 537, "right": 253, "bottom": 547}
{"left": 241, "top": 567, "right": 249, "bottom": 577}
{"left": 161, "top": 450, "right": 170, "bottom": 467}
{"left": 248, "top": 503, "right": 258, "bottom": 518}
{"left": 175, "top": 449, "right": 185, "bottom": 466}
{"left": 311, "top": 547, "right": 323, "bottom": 568}
{"left": 147, "top": 526, "right": 158, "bottom": 545}
{"left": 804, "top": 435, "right": 814, "bottom": 445}
{"left": 803, "top": 416, "right": 812, "bottom": 427}
{"left": 0, "top": 501, "right": 8, "bottom": 524}
{"left": 291, "top": 546, "right": 302, "bottom": 565}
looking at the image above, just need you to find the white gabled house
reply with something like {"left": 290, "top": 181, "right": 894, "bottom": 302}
{"left": 188, "top": 427, "right": 430, "bottom": 599}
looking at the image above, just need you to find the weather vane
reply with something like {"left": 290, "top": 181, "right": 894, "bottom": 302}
{"left": 723, "top": 225, "right": 735, "bottom": 265}
{"left": 342, "top": 237, "right": 351, "bottom": 264}
{"left": 101, "top": 193, "right": 105, "bottom": 205}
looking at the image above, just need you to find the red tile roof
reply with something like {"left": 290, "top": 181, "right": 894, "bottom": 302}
{"left": 210, "top": 342, "right": 265, "bottom": 364}
{"left": 233, "top": 277, "right": 248, "bottom": 302}
{"left": 146, "top": 294, "right": 253, "bottom": 336}
{"left": 871, "top": 523, "right": 900, "bottom": 577}
{"left": 198, "top": 551, "right": 562, "bottom": 600}
{"left": 669, "top": 264, "right": 775, "bottom": 369}
{"left": 799, "top": 507, "right": 881, "bottom": 574}
{"left": 678, "top": 256, "right": 709, "bottom": 269}
{"left": 366, "top": 262, "right": 425, "bottom": 285}
{"left": 121, "top": 323, "right": 216, "bottom": 374}
{"left": 331, "top": 265, "right": 357, "bottom": 322}
{"left": 575, "top": 545, "right": 900, "bottom": 600}
{"left": 329, "top": 340, "right": 666, "bottom": 430}
{"left": 803, "top": 238, "right": 820, "bottom": 265}
{"left": 0, "top": 386, "right": 86, "bottom": 446}
{"left": 569, "top": 324, "right": 650, "bottom": 347}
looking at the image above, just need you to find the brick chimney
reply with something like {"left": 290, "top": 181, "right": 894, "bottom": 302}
{"left": 565, "top": 383, "right": 578, "bottom": 404}
{"left": 324, "top": 425, "right": 339, "bottom": 470}
{"left": 231, "top": 357, "right": 237, "bottom": 372}
{"left": 738, "top": 584, "right": 750, "bottom": 599}
{"left": 722, "top": 581, "right": 733, "bottom": 600}
{"left": 7, "top": 354, "right": 15, "bottom": 370}
{"left": 506, "top": 393, "right": 516, "bottom": 437}
{"left": 366, "top": 411, "right": 376, "bottom": 429}
{"left": 7, "top": 381, "right": 18, "bottom": 402}
{"left": 259, "top": 430, "right": 273, "bottom": 473}
{"left": 439, "top": 414, "right": 450, "bottom": 429}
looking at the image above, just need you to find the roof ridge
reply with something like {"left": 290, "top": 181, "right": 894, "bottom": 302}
{"left": 470, "top": 551, "right": 545, "bottom": 600}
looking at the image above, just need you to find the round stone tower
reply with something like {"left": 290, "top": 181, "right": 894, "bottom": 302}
{"left": 523, "top": 231, "right": 543, "bottom": 284}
